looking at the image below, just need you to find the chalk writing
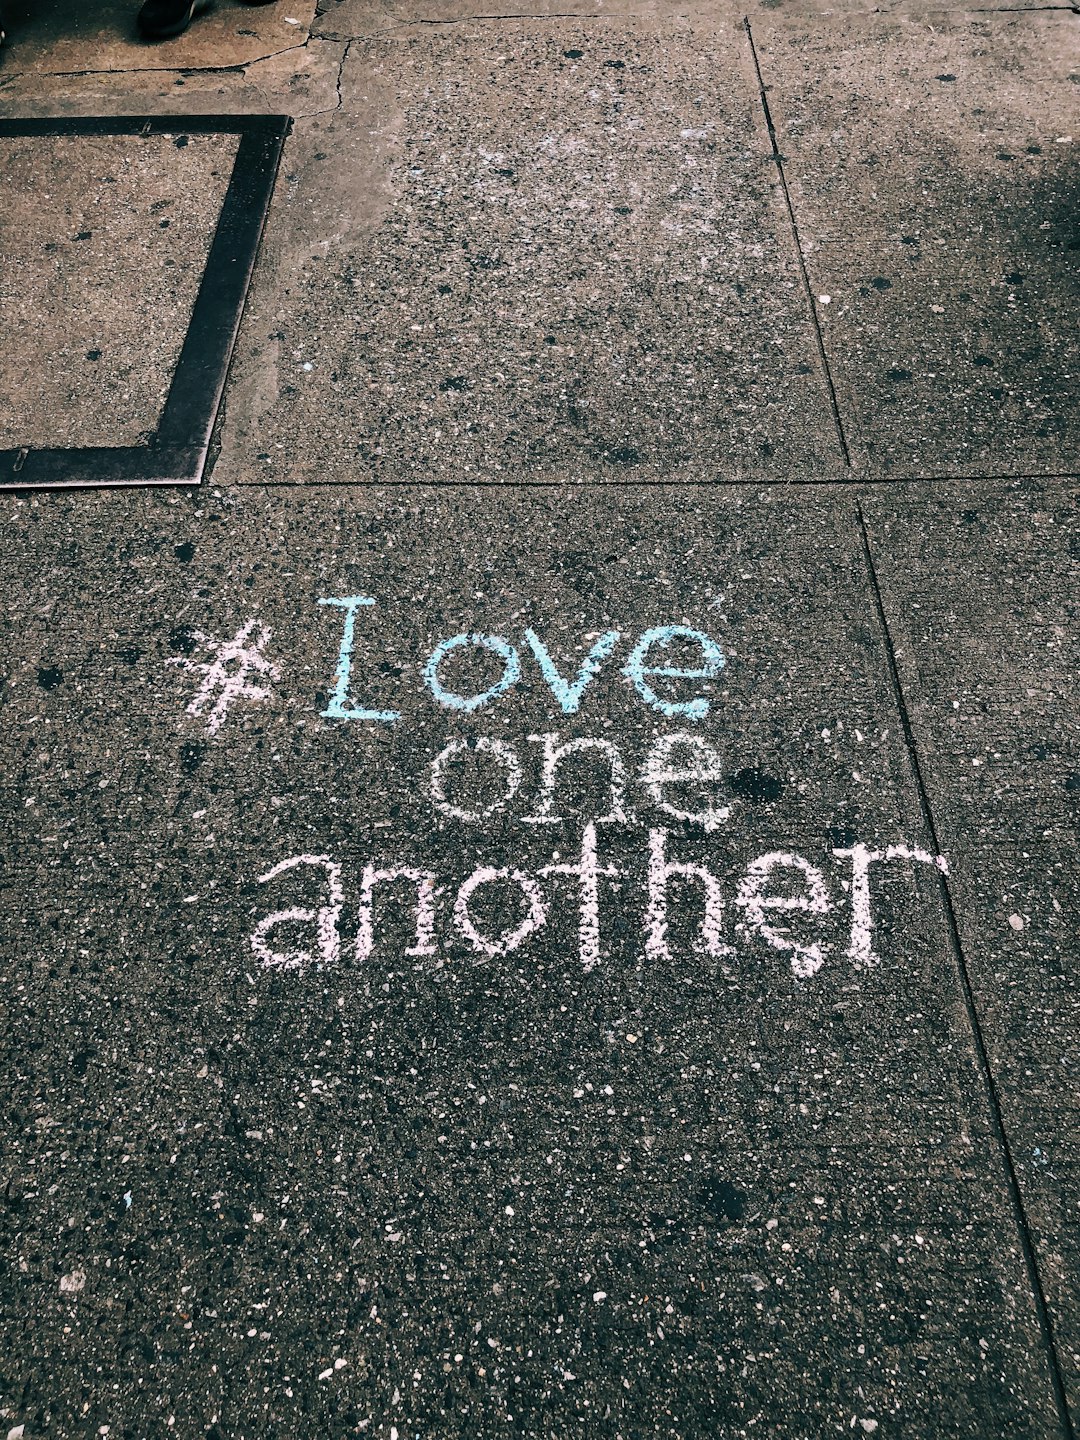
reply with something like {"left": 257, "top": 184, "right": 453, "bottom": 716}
{"left": 319, "top": 596, "right": 400, "bottom": 723}
{"left": 318, "top": 601, "right": 726, "bottom": 724}
{"left": 169, "top": 618, "right": 280, "bottom": 735}
{"left": 429, "top": 731, "right": 726, "bottom": 828}
{"left": 251, "top": 828, "right": 947, "bottom": 980}
{"left": 252, "top": 853, "right": 343, "bottom": 971}
{"left": 430, "top": 737, "right": 524, "bottom": 823}
{"left": 423, "top": 633, "right": 522, "bottom": 713}
{"left": 524, "top": 628, "right": 622, "bottom": 714}
{"left": 539, "top": 822, "right": 617, "bottom": 973}
{"left": 166, "top": 598, "right": 950, "bottom": 987}
{"left": 735, "top": 852, "right": 832, "bottom": 979}
{"left": 523, "top": 735, "right": 630, "bottom": 825}
{"left": 622, "top": 625, "right": 726, "bottom": 720}
{"left": 645, "top": 826, "right": 730, "bottom": 964}
{"left": 453, "top": 866, "right": 548, "bottom": 956}
{"left": 833, "top": 843, "right": 949, "bottom": 968}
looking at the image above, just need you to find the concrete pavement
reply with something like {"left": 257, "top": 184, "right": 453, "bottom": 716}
{"left": 1, "top": 4, "right": 1078, "bottom": 1437}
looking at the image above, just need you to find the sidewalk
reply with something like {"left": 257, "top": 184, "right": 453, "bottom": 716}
{"left": 1, "top": 4, "right": 1078, "bottom": 1437}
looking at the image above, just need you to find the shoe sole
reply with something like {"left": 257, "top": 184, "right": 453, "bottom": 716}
{"left": 139, "top": 0, "right": 211, "bottom": 40}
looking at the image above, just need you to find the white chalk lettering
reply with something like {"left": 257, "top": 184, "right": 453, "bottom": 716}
{"left": 453, "top": 867, "right": 548, "bottom": 956}
{"left": 523, "top": 733, "right": 630, "bottom": 825}
{"left": 429, "top": 736, "right": 523, "bottom": 822}
{"left": 644, "top": 827, "right": 731, "bottom": 964}
{"left": 540, "top": 821, "right": 619, "bottom": 972}
{"left": 249, "top": 831, "right": 949, "bottom": 979}
{"left": 252, "top": 854, "right": 343, "bottom": 971}
{"left": 356, "top": 864, "right": 439, "bottom": 963}
{"left": 170, "top": 617, "right": 280, "bottom": 736}
{"left": 832, "top": 843, "right": 949, "bottom": 968}
{"left": 640, "top": 731, "right": 729, "bottom": 831}
{"left": 736, "top": 852, "right": 832, "bottom": 979}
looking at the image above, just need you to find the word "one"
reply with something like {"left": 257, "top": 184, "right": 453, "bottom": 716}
{"left": 318, "top": 597, "right": 725, "bottom": 722}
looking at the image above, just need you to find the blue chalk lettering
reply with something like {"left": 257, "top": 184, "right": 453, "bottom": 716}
{"left": 318, "top": 595, "right": 400, "bottom": 723}
{"left": 623, "top": 625, "right": 725, "bottom": 720}
{"left": 524, "top": 628, "right": 621, "bottom": 714}
{"left": 423, "top": 633, "right": 521, "bottom": 712}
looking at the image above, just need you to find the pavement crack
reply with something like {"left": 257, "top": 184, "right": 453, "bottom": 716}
{"left": 0, "top": 33, "right": 314, "bottom": 82}
{"left": 295, "top": 36, "right": 352, "bottom": 117}
{"left": 335, "top": 37, "right": 350, "bottom": 111}
{"left": 241, "top": 35, "right": 317, "bottom": 65}
{"left": 857, "top": 499, "right": 1078, "bottom": 1440}
{"left": 744, "top": 15, "right": 852, "bottom": 469}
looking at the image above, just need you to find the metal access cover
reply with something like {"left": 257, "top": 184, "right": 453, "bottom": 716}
{"left": 0, "top": 114, "right": 289, "bottom": 489}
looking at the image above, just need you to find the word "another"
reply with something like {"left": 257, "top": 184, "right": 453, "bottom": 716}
{"left": 251, "top": 830, "right": 947, "bottom": 981}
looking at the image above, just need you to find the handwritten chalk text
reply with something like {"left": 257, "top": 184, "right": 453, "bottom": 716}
{"left": 320, "top": 597, "right": 726, "bottom": 724}
{"left": 251, "top": 830, "right": 947, "bottom": 981}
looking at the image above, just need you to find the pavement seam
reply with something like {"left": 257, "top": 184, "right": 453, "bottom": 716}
{"left": 743, "top": 16, "right": 852, "bottom": 470}
{"left": 856, "top": 498, "right": 1078, "bottom": 1440}
{"left": 223, "top": 471, "right": 1080, "bottom": 490}
{"left": 0, "top": 54, "right": 298, "bottom": 82}
{"left": 275, "top": 33, "right": 351, "bottom": 118}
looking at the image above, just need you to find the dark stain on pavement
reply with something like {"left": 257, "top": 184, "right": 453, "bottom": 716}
{"left": 168, "top": 625, "right": 197, "bottom": 655}
{"left": 699, "top": 1177, "right": 747, "bottom": 1223}
{"left": 179, "top": 742, "right": 206, "bottom": 775}
{"left": 728, "top": 767, "right": 783, "bottom": 804}
{"left": 601, "top": 444, "right": 640, "bottom": 466}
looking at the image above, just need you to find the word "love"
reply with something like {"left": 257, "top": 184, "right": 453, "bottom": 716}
{"left": 318, "top": 597, "right": 726, "bottom": 723}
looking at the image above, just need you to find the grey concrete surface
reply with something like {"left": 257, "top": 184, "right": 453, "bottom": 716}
{"left": 0, "top": 38, "right": 346, "bottom": 118}
{"left": 754, "top": 10, "right": 1080, "bottom": 478}
{"left": 864, "top": 487, "right": 1080, "bottom": 1416}
{"left": 1, "top": 2, "right": 1079, "bottom": 1437}
{"left": 0, "top": 131, "right": 238, "bottom": 449}
{"left": 216, "top": 20, "right": 844, "bottom": 486}
{"left": 309, "top": 0, "right": 1072, "bottom": 37}
{"left": 0, "top": 485, "right": 1066, "bottom": 1438}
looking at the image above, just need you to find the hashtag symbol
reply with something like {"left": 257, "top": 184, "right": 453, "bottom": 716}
{"left": 169, "top": 618, "right": 281, "bottom": 735}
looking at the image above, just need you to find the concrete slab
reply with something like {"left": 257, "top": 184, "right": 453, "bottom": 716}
{"left": 863, "top": 485, "right": 1080, "bottom": 1420}
{"left": 312, "top": 0, "right": 732, "bottom": 34}
{"left": 217, "top": 21, "right": 845, "bottom": 486}
{"left": 0, "top": 484, "right": 1066, "bottom": 1436}
{"left": 0, "top": 64, "right": 260, "bottom": 117}
{"left": 0, "top": 129, "right": 238, "bottom": 450}
{"left": 310, "top": 0, "right": 1068, "bottom": 41}
{"left": 0, "top": 36, "right": 346, "bottom": 119}
{"left": 752, "top": 10, "right": 1080, "bottom": 478}
{"left": 0, "top": 0, "right": 316, "bottom": 75}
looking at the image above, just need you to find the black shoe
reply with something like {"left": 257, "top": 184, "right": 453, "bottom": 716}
{"left": 137, "top": 0, "right": 211, "bottom": 40}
